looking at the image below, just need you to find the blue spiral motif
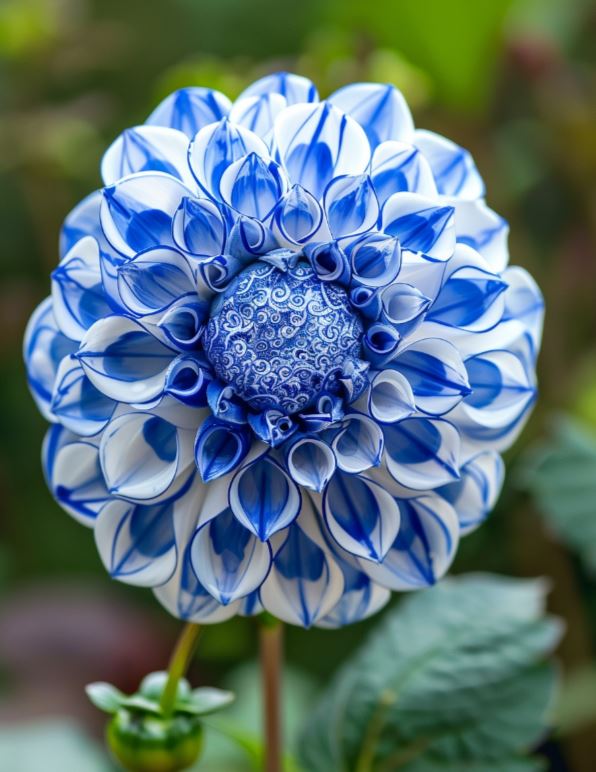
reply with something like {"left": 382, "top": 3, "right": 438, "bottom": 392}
{"left": 203, "top": 261, "right": 364, "bottom": 414}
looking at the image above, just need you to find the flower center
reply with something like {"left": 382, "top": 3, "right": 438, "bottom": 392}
{"left": 203, "top": 260, "right": 364, "bottom": 414}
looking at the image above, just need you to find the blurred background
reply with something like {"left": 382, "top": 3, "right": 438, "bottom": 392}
{"left": 0, "top": 0, "right": 595, "bottom": 769}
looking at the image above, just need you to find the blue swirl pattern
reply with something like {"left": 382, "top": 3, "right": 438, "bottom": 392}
{"left": 24, "top": 72, "right": 543, "bottom": 628}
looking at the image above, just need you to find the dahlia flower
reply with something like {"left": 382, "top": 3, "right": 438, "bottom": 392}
{"left": 24, "top": 72, "right": 543, "bottom": 628}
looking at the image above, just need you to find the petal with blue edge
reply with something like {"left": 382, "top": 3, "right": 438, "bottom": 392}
{"left": 349, "top": 232, "right": 401, "bottom": 288}
{"left": 60, "top": 190, "right": 104, "bottom": 258}
{"left": 154, "top": 543, "right": 240, "bottom": 623}
{"left": 43, "top": 425, "right": 109, "bottom": 526}
{"left": 454, "top": 198, "right": 509, "bottom": 272}
{"left": 368, "top": 369, "right": 416, "bottom": 424}
{"left": 219, "top": 153, "right": 287, "bottom": 220}
{"left": 286, "top": 437, "right": 336, "bottom": 493}
{"left": 360, "top": 493, "right": 459, "bottom": 590}
{"left": 101, "top": 126, "right": 196, "bottom": 188}
{"left": 229, "top": 454, "right": 301, "bottom": 541}
{"left": 384, "top": 417, "right": 461, "bottom": 490}
{"left": 260, "top": 521, "right": 344, "bottom": 627}
{"left": 95, "top": 497, "right": 178, "bottom": 587}
{"left": 23, "top": 297, "right": 78, "bottom": 421}
{"left": 438, "top": 451, "right": 504, "bottom": 535}
{"left": 274, "top": 102, "right": 370, "bottom": 200}
{"left": 331, "top": 413, "right": 384, "bottom": 474}
{"left": 100, "top": 171, "right": 194, "bottom": 257}
{"left": 370, "top": 141, "right": 437, "bottom": 204}
{"left": 171, "top": 196, "right": 227, "bottom": 258}
{"left": 51, "top": 355, "right": 116, "bottom": 436}
{"left": 415, "top": 129, "right": 485, "bottom": 200}
{"left": 229, "top": 93, "right": 287, "bottom": 143}
{"left": 272, "top": 184, "right": 324, "bottom": 245}
{"left": 318, "top": 559, "right": 390, "bottom": 628}
{"left": 190, "top": 506, "right": 272, "bottom": 605}
{"left": 502, "top": 266, "right": 544, "bottom": 357}
{"left": 323, "top": 470, "right": 401, "bottom": 561}
{"left": 236, "top": 72, "right": 318, "bottom": 105}
{"left": 194, "top": 418, "right": 252, "bottom": 482}
{"left": 328, "top": 83, "right": 414, "bottom": 148}
{"left": 99, "top": 411, "right": 194, "bottom": 502}
{"left": 390, "top": 338, "right": 471, "bottom": 416}
{"left": 382, "top": 192, "right": 455, "bottom": 261}
{"left": 77, "top": 316, "right": 177, "bottom": 404}
{"left": 323, "top": 174, "right": 379, "bottom": 239}
{"left": 117, "top": 246, "right": 197, "bottom": 317}
{"left": 51, "top": 236, "right": 113, "bottom": 341}
{"left": 146, "top": 87, "right": 231, "bottom": 138}
{"left": 188, "top": 119, "right": 269, "bottom": 200}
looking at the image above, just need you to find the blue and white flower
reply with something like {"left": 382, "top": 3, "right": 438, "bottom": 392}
{"left": 24, "top": 72, "right": 543, "bottom": 628}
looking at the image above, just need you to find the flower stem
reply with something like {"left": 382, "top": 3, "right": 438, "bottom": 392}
{"left": 259, "top": 615, "right": 284, "bottom": 772}
{"left": 160, "top": 622, "right": 202, "bottom": 717}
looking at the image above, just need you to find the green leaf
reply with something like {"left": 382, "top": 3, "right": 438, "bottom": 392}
{"left": 85, "top": 682, "right": 126, "bottom": 714}
{"left": 139, "top": 670, "right": 191, "bottom": 702}
{"left": 178, "top": 687, "right": 236, "bottom": 716}
{"left": 520, "top": 418, "right": 596, "bottom": 572}
{"left": 299, "top": 574, "right": 562, "bottom": 772}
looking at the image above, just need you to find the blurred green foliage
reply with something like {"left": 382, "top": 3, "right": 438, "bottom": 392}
{"left": 0, "top": 0, "right": 595, "bottom": 769}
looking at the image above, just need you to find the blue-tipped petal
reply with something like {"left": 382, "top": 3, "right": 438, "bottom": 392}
{"left": 274, "top": 102, "right": 370, "bottom": 199}
{"left": 438, "top": 451, "right": 504, "bottom": 535}
{"left": 159, "top": 302, "right": 208, "bottom": 350}
{"left": 427, "top": 262, "right": 507, "bottom": 331}
{"left": 237, "top": 72, "right": 319, "bottom": 105}
{"left": 331, "top": 413, "right": 384, "bottom": 474}
{"left": 324, "top": 470, "right": 401, "bottom": 562}
{"left": 318, "top": 558, "right": 390, "bottom": 628}
{"left": 349, "top": 285, "right": 382, "bottom": 321}
{"left": 272, "top": 184, "right": 324, "bottom": 245}
{"left": 43, "top": 424, "right": 110, "bottom": 526}
{"left": 99, "top": 411, "right": 194, "bottom": 502}
{"left": 188, "top": 118, "right": 269, "bottom": 200}
{"left": 219, "top": 152, "right": 287, "bottom": 220}
{"left": 51, "top": 236, "right": 113, "bottom": 341}
{"left": 360, "top": 493, "right": 459, "bottom": 590}
{"left": 146, "top": 87, "right": 231, "bottom": 138}
{"left": 226, "top": 215, "right": 278, "bottom": 258}
{"left": 207, "top": 380, "right": 247, "bottom": 425}
{"left": 23, "top": 298, "right": 78, "bottom": 421}
{"left": 380, "top": 282, "right": 431, "bottom": 337}
{"left": 349, "top": 232, "right": 401, "bottom": 288}
{"left": 194, "top": 418, "right": 252, "bottom": 482}
{"left": 164, "top": 355, "right": 212, "bottom": 407}
{"left": 260, "top": 521, "right": 344, "bottom": 627}
{"left": 154, "top": 541, "right": 240, "bottom": 624}
{"left": 247, "top": 410, "right": 297, "bottom": 448}
{"left": 328, "top": 82, "right": 414, "bottom": 149}
{"left": 230, "top": 454, "right": 301, "bottom": 541}
{"left": 101, "top": 126, "right": 196, "bottom": 188}
{"left": 454, "top": 199, "right": 509, "bottom": 272}
{"left": 384, "top": 417, "right": 461, "bottom": 490}
{"left": 323, "top": 174, "right": 379, "bottom": 239}
{"left": 190, "top": 506, "right": 272, "bottom": 605}
{"left": 229, "top": 93, "right": 287, "bottom": 142}
{"left": 95, "top": 497, "right": 178, "bottom": 586}
{"left": 51, "top": 355, "right": 116, "bottom": 436}
{"left": 172, "top": 196, "right": 227, "bottom": 258}
{"left": 382, "top": 193, "right": 455, "bottom": 261}
{"left": 370, "top": 141, "right": 437, "bottom": 204}
{"left": 117, "top": 246, "right": 197, "bottom": 317}
{"left": 286, "top": 436, "right": 336, "bottom": 493}
{"left": 368, "top": 369, "right": 416, "bottom": 425}
{"left": 390, "top": 338, "right": 471, "bottom": 416}
{"left": 304, "top": 241, "right": 350, "bottom": 285}
{"left": 77, "top": 316, "right": 177, "bottom": 404}
{"left": 415, "top": 129, "right": 485, "bottom": 200}
{"left": 362, "top": 323, "right": 401, "bottom": 368}
{"left": 60, "top": 191, "right": 104, "bottom": 258}
{"left": 100, "top": 171, "right": 194, "bottom": 257}
{"left": 502, "top": 266, "right": 544, "bottom": 357}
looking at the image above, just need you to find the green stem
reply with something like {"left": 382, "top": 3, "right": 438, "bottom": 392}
{"left": 354, "top": 690, "right": 396, "bottom": 772}
{"left": 160, "top": 622, "right": 202, "bottom": 717}
{"left": 260, "top": 616, "right": 284, "bottom": 772}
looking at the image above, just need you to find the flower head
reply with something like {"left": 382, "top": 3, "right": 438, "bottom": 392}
{"left": 24, "top": 72, "right": 543, "bottom": 627}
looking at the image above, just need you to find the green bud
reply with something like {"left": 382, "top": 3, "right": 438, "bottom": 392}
{"left": 107, "top": 708, "right": 203, "bottom": 772}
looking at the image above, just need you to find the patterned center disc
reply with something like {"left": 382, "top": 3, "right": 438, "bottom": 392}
{"left": 203, "top": 260, "right": 364, "bottom": 414}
